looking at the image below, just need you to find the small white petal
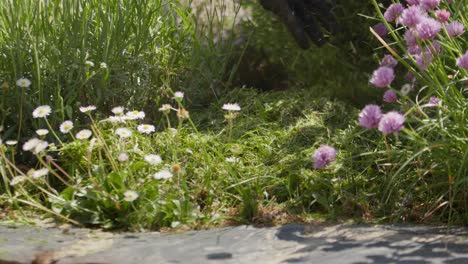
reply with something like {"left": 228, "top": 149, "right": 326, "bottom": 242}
{"left": 153, "top": 170, "right": 173, "bottom": 180}
{"left": 123, "top": 190, "right": 139, "bottom": 202}
{"left": 32, "top": 105, "right": 52, "bottom": 118}
{"left": 222, "top": 103, "right": 241, "bottom": 111}
{"left": 144, "top": 154, "right": 162, "bottom": 165}
{"left": 76, "top": 129, "right": 92, "bottom": 140}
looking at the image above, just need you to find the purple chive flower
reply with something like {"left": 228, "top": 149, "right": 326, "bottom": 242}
{"left": 404, "top": 29, "right": 418, "bottom": 46}
{"left": 381, "top": 55, "right": 398, "bottom": 68}
{"left": 456, "top": 51, "right": 468, "bottom": 69}
{"left": 359, "top": 104, "right": 382, "bottom": 129}
{"left": 384, "top": 3, "right": 404, "bottom": 22}
{"left": 370, "top": 66, "right": 395, "bottom": 88}
{"left": 427, "top": 96, "right": 442, "bottom": 107}
{"left": 420, "top": 0, "right": 441, "bottom": 10}
{"left": 446, "top": 21, "right": 465, "bottom": 37}
{"left": 405, "top": 71, "right": 416, "bottom": 82}
{"left": 414, "top": 52, "right": 434, "bottom": 70}
{"left": 406, "top": 0, "right": 420, "bottom": 5}
{"left": 399, "top": 6, "right": 426, "bottom": 28}
{"left": 424, "top": 41, "right": 441, "bottom": 55}
{"left": 383, "top": 90, "right": 398, "bottom": 103}
{"left": 374, "top": 23, "right": 388, "bottom": 37}
{"left": 416, "top": 17, "right": 442, "bottom": 40}
{"left": 408, "top": 44, "right": 422, "bottom": 54}
{"left": 313, "top": 145, "right": 337, "bottom": 169}
{"left": 378, "top": 111, "right": 405, "bottom": 135}
{"left": 435, "top": 9, "right": 450, "bottom": 23}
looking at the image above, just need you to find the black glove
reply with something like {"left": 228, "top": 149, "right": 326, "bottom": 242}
{"left": 260, "top": 0, "right": 340, "bottom": 49}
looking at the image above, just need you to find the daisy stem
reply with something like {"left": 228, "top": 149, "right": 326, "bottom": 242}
{"left": 0, "top": 150, "right": 14, "bottom": 199}
{"left": 68, "top": 131, "right": 76, "bottom": 141}
{"left": 0, "top": 150, "right": 18, "bottom": 179}
{"left": 16, "top": 198, "right": 80, "bottom": 226}
{"left": 175, "top": 101, "right": 198, "bottom": 133}
{"left": 37, "top": 155, "right": 72, "bottom": 187}
{"left": 9, "top": 148, "right": 16, "bottom": 167}
{"left": 44, "top": 118, "right": 63, "bottom": 146}
{"left": 227, "top": 118, "right": 233, "bottom": 142}
{"left": 1, "top": 154, "right": 59, "bottom": 197}
{"left": 88, "top": 115, "right": 118, "bottom": 171}
{"left": 17, "top": 89, "right": 24, "bottom": 141}
{"left": 165, "top": 113, "right": 171, "bottom": 129}
{"left": 46, "top": 155, "right": 74, "bottom": 181}
{"left": 187, "top": 118, "right": 199, "bottom": 134}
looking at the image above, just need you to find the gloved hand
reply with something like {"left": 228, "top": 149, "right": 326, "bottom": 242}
{"left": 260, "top": 0, "right": 341, "bottom": 49}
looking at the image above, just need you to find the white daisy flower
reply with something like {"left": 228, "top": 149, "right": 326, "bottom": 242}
{"left": 222, "top": 103, "right": 241, "bottom": 111}
{"left": 125, "top": 110, "right": 145, "bottom": 120}
{"left": 115, "top": 127, "right": 132, "bottom": 138}
{"left": 32, "top": 105, "right": 52, "bottom": 118}
{"left": 105, "top": 116, "right": 127, "bottom": 123}
{"left": 144, "top": 154, "right": 162, "bottom": 165}
{"left": 85, "top": 60, "right": 95, "bottom": 67}
{"left": 30, "top": 168, "right": 49, "bottom": 179}
{"left": 123, "top": 190, "right": 139, "bottom": 202}
{"left": 36, "top": 129, "right": 49, "bottom": 136}
{"left": 118, "top": 152, "right": 129, "bottom": 162}
{"left": 6, "top": 140, "right": 18, "bottom": 146}
{"left": 137, "top": 124, "right": 155, "bottom": 134}
{"left": 76, "top": 129, "right": 92, "bottom": 140}
{"left": 22, "top": 138, "right": 41, "bottom": 151}
{"left": 173, "top": 91, "right": 184, "bottom": 100}
{"left": 111, "top": 106, "right": 125, "bottom": 115}
{"left": 33, "top": 140, "right": 48, "bottom": 154}
{"left": 400, "top": 84, "right": 413, "bottom": 95}
{"left": 100, "top": 62, "right": 107, "bottom": 69}
{"left": 16, "top": 78, "right": 31, "bottom": 88}
{"left": 158, "top": 104, "right": 172, "bottom": 113}
{"left": 153, "top": 169, "right": 173, "bottom": 180}
{"left": 59, "top": 121, "right": 74, "bottom": 133}
{"left": 79, "top": 105, "right": 96, "bottom": 113}
{"left": 10, "top": 176, "right": 27, "bottom": 186}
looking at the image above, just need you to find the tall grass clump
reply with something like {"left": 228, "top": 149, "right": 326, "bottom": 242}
{"left": 179, "top": 0, "right": 244, "bottom": 104}
{"left": 0, "top": 0, "right": 222, "bottom": 140}
{"left": 353, "top": 0, "right": 467, "bottom": 223}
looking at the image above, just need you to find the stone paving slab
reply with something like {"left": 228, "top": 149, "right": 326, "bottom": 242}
{"left": 1, "top": 224, "right": 468, "bottom": 264}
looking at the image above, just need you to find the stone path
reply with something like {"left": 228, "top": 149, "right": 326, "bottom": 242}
{"left": 1, "top": 223, "right": 468, "bottom": 263}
